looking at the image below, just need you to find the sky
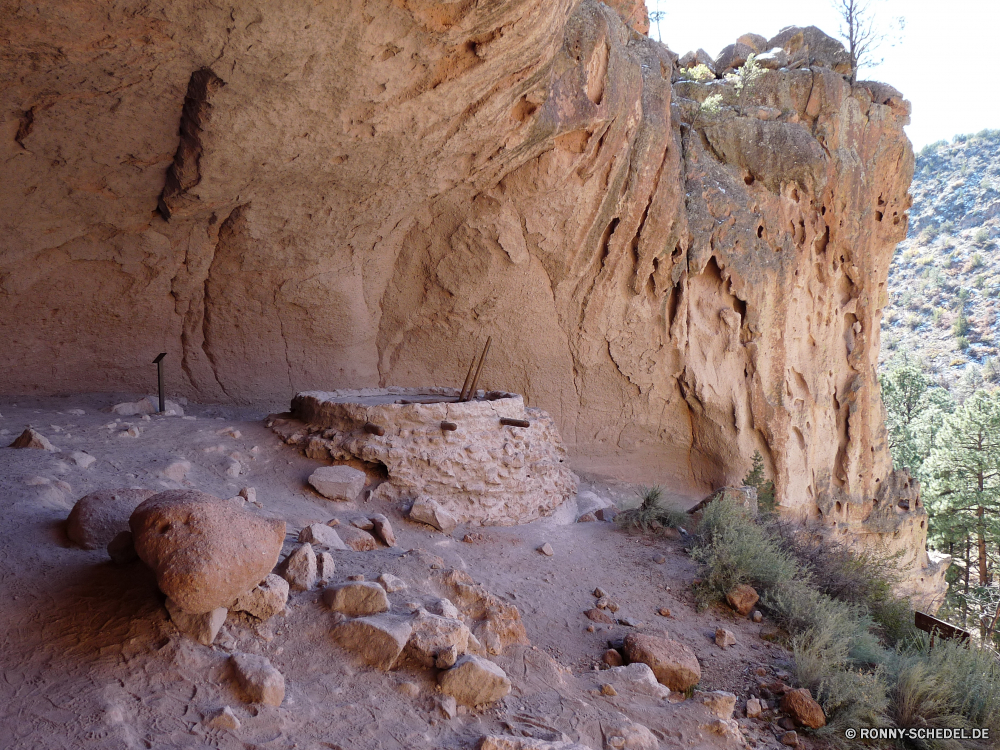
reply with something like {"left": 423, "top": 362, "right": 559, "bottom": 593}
{"left": 646, "top": 0, "right": 1000, "bottom": 149}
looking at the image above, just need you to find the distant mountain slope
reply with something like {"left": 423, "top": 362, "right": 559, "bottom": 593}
{"left": 880, "top": 129, "right": 1000, "bottom": 386}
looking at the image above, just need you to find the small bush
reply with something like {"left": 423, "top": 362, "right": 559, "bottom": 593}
{"left": 615, "top": 486, "right": 688, "bottom": 532}
{"left": 956, "top": 335, "right": 971, "bottom": 351}
{"left": 974, "top": 227, "right": 990, "bottom": 246}
{"left": 970, "top": 252, "right": 984, "bottom": 269}
{"left": 953, "top": 312, "right": 970, "bottom": 337}
{"left": 678, "top": 64, "right": 714, "bottom": 82}
{"left": 941, "top": 220, "right": 956, "bottom": 235}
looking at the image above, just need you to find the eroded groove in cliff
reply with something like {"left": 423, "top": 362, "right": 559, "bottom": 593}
{"left": 157, "top": 67, "right": 226, "bottom": 221}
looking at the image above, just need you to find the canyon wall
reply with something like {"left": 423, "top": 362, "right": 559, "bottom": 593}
{"left": 0, "top": 2, "right": 941, "bottom": 600}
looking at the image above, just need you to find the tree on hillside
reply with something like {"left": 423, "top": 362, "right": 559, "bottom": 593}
{"left": 923, "top": 390, "right": 1000, "bottom": 586}
{"left": 648, "top": 10, "right": 665, "bottom": 43}
{"left": 879, "top": 358, "right": 952, "bottom": 477}
{"left": 833, "top": 0, "right": 905, "bottom": 83}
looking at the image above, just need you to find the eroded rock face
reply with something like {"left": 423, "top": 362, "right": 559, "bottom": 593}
{"left": 0, "top": 1, "right": 938, "bottom": 599}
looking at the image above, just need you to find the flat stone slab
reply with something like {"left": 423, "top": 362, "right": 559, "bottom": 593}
{"left": 308, "top": 465, "right": 366, "bottom": 501}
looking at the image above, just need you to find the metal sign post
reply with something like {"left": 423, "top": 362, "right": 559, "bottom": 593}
{"left": 153, "top": 353, "right": 167, "bottom": 413}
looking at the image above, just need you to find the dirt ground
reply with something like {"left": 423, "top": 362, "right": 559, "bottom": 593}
{"left": 0, "top": 393, "right": 807, "bottom": 750}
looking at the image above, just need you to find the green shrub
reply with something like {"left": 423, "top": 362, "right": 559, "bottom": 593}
{"left": 941, "top": 220, "right": 956, "bottom": 235}
{"left": 974, "top": 227, "right": 990, "bottom": 246}
{"left": 615, "top": 486, "right": 688, "bottom": 532}
{"left": 678, "top": 63, "right": 714, "bottom": 82}
{"left": 953, "top": 312, "right": 970, "bottom": 337}
{"left": 970, "top": 252, "right": 984, "bottom": 268}
{"left": 742, "top": 450, "right": 775, "bottom": 513}
{"left": 956, "top": 335, "right": 970, "bottom": 351}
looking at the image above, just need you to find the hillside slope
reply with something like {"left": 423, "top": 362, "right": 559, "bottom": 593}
{"left": 880, "top": 130, "right": 1000, "bottom": 384}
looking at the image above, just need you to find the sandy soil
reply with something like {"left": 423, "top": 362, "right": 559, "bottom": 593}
{"left": 0, "top": 393, "right": 802, "bottom": 750}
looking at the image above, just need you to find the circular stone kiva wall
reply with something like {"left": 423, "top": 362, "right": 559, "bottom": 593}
{"left": 283, "top": 387, "right": 577, "bottom": 526}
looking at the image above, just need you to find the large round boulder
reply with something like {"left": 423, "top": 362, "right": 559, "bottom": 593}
{"left": 130, "top": 490, "right": 285, "bottom": 614}
{"left": 67, "top": 488, "right": 157, "bottom": 549}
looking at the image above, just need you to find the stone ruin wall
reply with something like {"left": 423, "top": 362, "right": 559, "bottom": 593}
{"left": 0, "top": 1, "right": 942, "bottom": 602}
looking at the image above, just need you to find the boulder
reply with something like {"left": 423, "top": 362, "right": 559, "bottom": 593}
{"left": 600, "top": 663, "right": 671, "bottom": 700}
{"left": 204, "top": 706, "right": 240, "bottom": 730}
{"left": 9, "top": 428, "right": 57, "bottom": 451}
{"left": 377, "top": 573, "right": 407, "bottom": 593}
{"left": 436, "top": 644, "right": 459, "bottom": 669}
{"left": 280, "top": 543, "right": 318, "bottom": 591}
{"left": 755, "top": 47, "right": 789, "bottom": 70}
{"left": 780, "top": 731, "right": 799, "bottom": 747}
{"left": 165, "top": 597, "right": 227, "bottom": 646}
{"left": 767, "top": 26, "right": 851, "bottom": 73}
{"left": 538, "top": 542, "right": 554, "bottom": 556}
{"left": 623, "top": 633, "right": 701, "bottom": 692}
{"left": 715, "top": 628, "right": 736, "bottom": 648}
{"left": 371, "top": 514, "right": 397, "bottom": 546}
{"left": 68, "top": 488, "right": 157, "bottom": 549}
{"left": 595, "top": 507, "right": 618, "bottom": 522}
{"left": 317, "top": 551, "right": 336, "bottom": 583}
{"left": 323, "top": 581, "right": 389, "bottom": 616}
{"left": 694, "top": 690, "right": 737, "bottom": 720}
{"left": 438, "top": 655, "right": 511, "bottom": 706}
{"left": 715, "top": 42, "right": 755, "bottom": 72}
{"left": 408, "top": 496, "right": 458, "bottom": 533}
{"left": 230, "top": 653, "right": 285, "bottom": 706}
{"left": 781, "top": 688, "right": 826, "bottom": 728}
{"left": 107, "top": 530, "right": 138, "bottom": 564}
{"left": 332, "top": 614, "right": 413, "bottom": 670}
{"left": 67, "top": 451, "right": 96, "bottom": 468}
{"left": 678, "top": 49, "right": 717, "bottom": 76}
{"left": 746, "top": 697, "right": 762, "bottom": 718}
{"left": 232, "top": 573, "right": 289, "bottom": 620}
{"left": 298, "top": 523, "right": 348, "bottom": 550}
{"left": 130, "top": 490, "right": 285, "bottom": 614}
{"left": 736, "top": 33, "right": 767, "bottom": 53}
{"left": 307, "top": 465, "right": 365, "bottom": 501}
{"left": 335, "top": 524, "right": 378, "bottom": 551}
{"left": 726, "top": 584, "right": 759, "bottom": 615}
{"left": 585, "top": 608, "right": 613, "bottom": 624}
{"left": 404, "top": 611, "right": 471, "bottom": 667}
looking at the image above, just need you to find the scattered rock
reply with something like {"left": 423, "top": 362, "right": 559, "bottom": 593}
{"left": 577, "top": 512, "right": 597, "bottom": 522}
{"left": 405, "top": 611, "right": 471, "bottom": 667}
{"left": 596, "top": 597, "right": 610, "bottom": 609}
{"left": 595, "top": 507, "right": 618, "bottom": 522}
{"left": 347, "top": 573, "right": 365, "bottom": 581}
{"left": 657, "top": 607, "right": 671, "bottom": 617}
{"left": 715, "top": 628, "right": 736, "bottom": 649}
{"left": 694, "top": 690, "right": 737, "bottom": 720}
{"left": 714, "top": 41, "right": 754, "bottom": 72}
{"left": 752, "top": 610, "right": 763, "bottom": 623}
{"left": 594, "top": 587, "right": 608, "bottom": 598}
{"left": 307, "top": 465, "right": 366, "bottom": 501}
{"left": 131, "top": 491, "right": 285, "bottom": 614}
{"left": 436, "top": 644, "right": 459, "bottom": 669}
{"left": 370, "top": 514, "right": 397, "bottom": 546}
{"left": 438, "top": 655, "right": 511, "bottom": 706}
{"left": 323, "top": 581, "right": 389, "bottom": 616}
{"left": 777, "top": 717, "right": 796, "bottom": 730}
{"left": 332, "top": 614, "right": 413, "bottom": 670}
{"left": 9, "top": 428, "right": 56, "bottom": 451}
{"left": 782, "top": 688, "right": 826, "bottom": 728}
{"left": 397, "top": 681, "right": 421, "bottom": 698}
{"left": 755, "top": 47, "right": 789, "bottom": 70}
{"left": 600, "top": 683, "right": 617, "bottom": 696}
{"left": 279, "top": 543, "right": 318, "bottom": 591}
{"left": 623, "top": 633, "right": 701, "bottom": 692}
{"left": 746, "top": 697, "right": 762, "bottom": 718}
{"left": 350, "top": 516, "right": 374, "bottom": 530}
{"left": 67, "top": 488, "right": 157, "bottom": 549}
{"left": 725, "top": 583, "right": 759, "bottom": 615}
{"left": 67, "top": 451, "right": 96, "bottom": 469}
{"left": 317, "top": 552, "right": 336, "bottom": 583}
{"left": 220, "top": 427, "right": 241, "bottom": 439}
{"left": 107, "top": 530, "right": 137, "bottom": 564}
{"left": 779, "top": 731, "right": 799, "bottom": 747}
{"left": 619, "top": 616, "right": 642, "bottom": 627}
{"left": 438, "top": 694, "right": 458, "bottom": 719}
{"left": 204, "top": 706, "right": 240, "bottom": 731}
{"left": 165, "top": 597, "right": 227, "bottom": 646}
{"left": 162, "top": 460, "right": 191, "bottom": 482}
{"left": 111, "top": 397, "right": 183, "bottom": 416}
{"left": 230, "top": 653, "right": 285, "bottom": 706}
{"left": 426, "top": 597, "right": 460, "bottom": 618}
{"left": 232, "top": 574, "right": 289, "bottom": 620}
{"left": 377, "top": 572, "right": 407, "bottom": 593}
{"left": 538, "top": 542, "right": 554, "bottom": 556}
{"left": 336, "top": 524, "right": 378, "bottom": 551}
{"left": 600, "top": 663, "right": 671, "bottom": 700}
{"left": 239, "top": 486, "right": 257, "bottom": 504}
{"left": 585, "top": 608, "right": 613, "bottom": 624}
{"left": 602, "top": 648, "right": 623, "bottom": 667}
{"left": 652, "top": 554, "right": 666, "bottom": 564}
{"left": 606, "top": 601, "right": 620, "bottom": 613}
{"left": 408, "top": 496, "right": 458, "bottom": 533}
{"left": 298, "top": 523, "right": 348, "bottom": 550}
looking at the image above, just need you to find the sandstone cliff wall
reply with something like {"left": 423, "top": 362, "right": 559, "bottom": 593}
{"left": 0, "top": 1, "right": 936, "bottom": 598}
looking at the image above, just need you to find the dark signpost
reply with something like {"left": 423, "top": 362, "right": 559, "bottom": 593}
{"left": 153, "top": 353, "right": 167, "bottom": 413}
